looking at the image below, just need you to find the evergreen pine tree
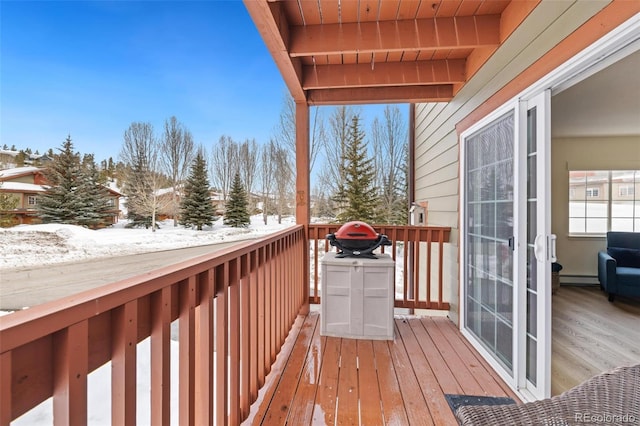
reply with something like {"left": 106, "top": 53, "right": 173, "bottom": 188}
{"left": 75, "top": 156, "right": 113, "bottom": 228}
{"left": 37, "top": 136, "right": 112, "bottom": 227}
{"left": 224, "top": 172, "right": 250, "bottom": 228}
{"left": 180, "top": 151, "right": 215, "bottom": 230}
{"left": 334, "top": 115, "right": 379, "bottom": 223}
{"left": 37, "top": 136, "right": 85, "bottom": 224}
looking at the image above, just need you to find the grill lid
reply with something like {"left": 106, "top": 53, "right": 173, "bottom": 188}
{"left": 326, "top": 221, "right": 392, "bottom": 258}
{"left": 333, "top": 221, "right": 378, "bottom": 240}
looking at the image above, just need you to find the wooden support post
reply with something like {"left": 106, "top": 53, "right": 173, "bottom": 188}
{"left": 296, "top": 101, "right": 310, "bottom": 315}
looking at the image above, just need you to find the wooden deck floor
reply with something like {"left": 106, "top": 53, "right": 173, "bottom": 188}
{"left": 244, "top": 312, "right": 518, "bottom": 425}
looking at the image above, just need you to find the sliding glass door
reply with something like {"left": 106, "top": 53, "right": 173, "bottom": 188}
{"left": 464, "top": 111, "right": 516, "bottom": 375}
{"left": 520, "top": 91, "right": 553, "bottom": 399}
{"left": 462, "top": 92, "right": 552, "bottom": 400}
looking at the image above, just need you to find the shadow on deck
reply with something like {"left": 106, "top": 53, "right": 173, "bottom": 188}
{"left": 245, "top": 312, "right": 519, "bottom": 425}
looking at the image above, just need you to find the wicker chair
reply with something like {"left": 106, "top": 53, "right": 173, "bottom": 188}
{"left": 455, "top": 364, "right": 640, "bottom": 425}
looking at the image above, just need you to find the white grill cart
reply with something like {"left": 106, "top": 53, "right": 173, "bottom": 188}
{"left": 320, "top": 252, "right": 395, "bottom": 340}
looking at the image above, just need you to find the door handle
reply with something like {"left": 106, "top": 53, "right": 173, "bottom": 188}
{"left": 549, "top": 234, "right": 557, "bottom": 263}
{"left": 534, "top": 234, "right": 545, "bottom": 262}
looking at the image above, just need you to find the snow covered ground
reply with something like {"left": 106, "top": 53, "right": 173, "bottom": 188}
{"left": 1, "top": 215, "right": 295, "bottom": 425}
{"left": 0, "top": 215, "right": 295, "bottom": 270}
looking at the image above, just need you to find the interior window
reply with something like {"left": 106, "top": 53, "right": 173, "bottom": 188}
{"left": 569, "top": 170, "right": 640, "bottom": 234}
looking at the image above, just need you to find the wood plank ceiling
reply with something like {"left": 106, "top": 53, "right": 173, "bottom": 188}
{"left": 244, "top": 0, "right": 531, "bottom": 106}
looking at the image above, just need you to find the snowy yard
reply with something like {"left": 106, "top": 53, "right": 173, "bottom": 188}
{"left": 0, "top": 215, "right": 295, "bottom": 270}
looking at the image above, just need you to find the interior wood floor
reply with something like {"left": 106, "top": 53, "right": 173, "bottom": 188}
{"left": 552, "top": 285, "right": 640, "bottom": 396}
{"left": 244, "top": 312, "right": 518, "bottom": 426}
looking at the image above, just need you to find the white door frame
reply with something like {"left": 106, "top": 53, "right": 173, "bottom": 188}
{"left": 459, "top": 14, "right": 640, "bottom": 402}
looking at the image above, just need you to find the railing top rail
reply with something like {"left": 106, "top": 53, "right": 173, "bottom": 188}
{"left": 0, "top": 225, "right": 304, "bottom": 353}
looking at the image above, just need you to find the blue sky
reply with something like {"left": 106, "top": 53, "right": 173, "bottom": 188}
{"left": 1, "top": 1, "right": 291, "bottom": 161}
{"left": 1, "top": 1, "right": 401, "bottom": 164}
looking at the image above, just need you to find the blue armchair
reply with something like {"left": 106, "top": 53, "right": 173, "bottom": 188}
{"left": 598, "top": 232, "right": 640, "bottom": 302}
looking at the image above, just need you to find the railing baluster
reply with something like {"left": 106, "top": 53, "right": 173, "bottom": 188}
{"left": 263, "top": 244, "right": 272, "bottom": 376}
{"left": 229, "top": 259, "right": 241, "bottom": 425}
{"left": 249, "top": 251, "right": 259, "bottom": 397}
{"left": 151, "top": 287, "right": 172, "bottom": 426}
{"left": 215, "top": 263, "right": 229, "bottom": 426}
{"left": 426, "top": 228, "right": 433, "bottom": 307}
{"left": 438, "top": 231, "right": 446, "bottom": 308}
{"left": 240, "top": 254, "right": 251, "bottom": 418}
{"left": 196, "top": 270, "right": 214, "bottom": 425}
{"left": 53, "top": 320, "right": 88, "bottom": 426}
{"left": 111, "top": 300, "right": 138, "bottom": 426}
{"left": 258, "top": 247, "right": 267, "bottom": 384}
{"left": 179, "top": 276, "right": 197, "bottom": 426}
{"left": 1, "top": 352, "right": 11, "bottom": 426}
{"left": 313, "top": 227, "right": 319, "bottom": 303}
{"left": 403, "top": 228, "right": 410, "bottom": 305}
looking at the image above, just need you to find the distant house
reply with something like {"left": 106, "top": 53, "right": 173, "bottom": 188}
{"left": 0, "top": 149, "right": 54, "bottom": 169}
{"left": 152, "top": 187, "right": 228, "bottom": 221}
{"left": 0, "top": 166, "right": 122, "bottom": 226}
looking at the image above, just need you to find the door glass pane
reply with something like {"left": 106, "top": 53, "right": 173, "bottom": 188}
{"left": 465, "top": 111, "right": 514, "bottom": 375}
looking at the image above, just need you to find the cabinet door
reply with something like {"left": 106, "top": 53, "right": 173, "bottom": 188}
{"left": 323, "top": 264, "right": 356, "bottom": 334}
{"left": 363, "top": 265, "right": 394, "bottom": 337}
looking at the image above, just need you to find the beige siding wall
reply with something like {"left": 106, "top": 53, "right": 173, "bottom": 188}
{"left": 551, "top": 136, "right": 640, "bottom": 280}
{"left": 413, "top": 1, "right": 611, "bottom": 323}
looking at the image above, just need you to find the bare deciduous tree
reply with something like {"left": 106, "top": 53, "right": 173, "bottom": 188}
{"left": 273, "top": 143, "right": 292, "bottom": 224}
{"left": 210, "top": 135, "right": 238, "bottom": 202}
{"left": 275, "top": 92, "right": 326, "bottom": 174}
{"left": 238, "top": 138, "right": 259, "bottom": 210}
{"left": 120, "top": 122, "right": 168, "bottom": 231}
{"left": 371, "top": 105, "right": 408, "bottom": 224}
{"left": 259, "top": 140, "right": 277, "bottom": 224}
{"left": 318, "top": 105, "right": 357, "bottom": 200}
{"left": 161, "top": 116, "right": 195, "bottom": 226}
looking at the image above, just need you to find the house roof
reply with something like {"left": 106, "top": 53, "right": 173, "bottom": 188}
{"left": 0, "top": 182, "right": 45, "bottom": 193}
{"left": 0, "top": 166, "right": 124, "bottom": 197}
{"left": 243, "top": 0, "right": 536, "bottom": 105}
{"left": 0, "top": 166, "right": 42, "bottom": 181}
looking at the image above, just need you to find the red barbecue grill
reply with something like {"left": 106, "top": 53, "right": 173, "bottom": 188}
{"left": 326, "top": 221, "right": 392, "bottom": 258}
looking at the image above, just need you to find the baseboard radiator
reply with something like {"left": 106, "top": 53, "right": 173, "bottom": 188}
{"left": 559, "top": 274, "right": 599, "bottom": 286}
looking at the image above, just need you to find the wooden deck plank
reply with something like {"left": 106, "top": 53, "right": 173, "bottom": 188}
{"left": 408, "top": 317, "right": 462, "bottom": 395}
{"left": 371, "top": 340, "right": 410, "bottom": 425}
{"left": 248, "top": 313, "right": 519, "bottom": 426}
{"left": 388, "top": 322, "right": 434, "bottom": 425}
{"left": 311, "top": 336, "right": 340, "bottom": 425}
{"left": 335, "top": 338, "right": 359, "bottom": 425}
{"left": 434, "top": 317, "right": 518, "bottom": 400}
{"left": 420, "top": 317, "right": 487, "bottom": 396}
{"left": 244, "top": 315, "right": 306, "bottom": 424}
{"left": 396, "top": 318, "right": 457, "bottom": 425}
{"left": 261, "top": 314, "right": 318, "bottom": 425}
{"left": 356, "top": 340, "right": 384, "bottom": 425}
{"left": 286, "top": 316, "right": 325, "bottom": 425}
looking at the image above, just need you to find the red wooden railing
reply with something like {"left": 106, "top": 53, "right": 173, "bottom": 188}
{"left": 0, "top": 226, "right": 306, "bottom": 426}
{"left": 308, "top": 224, "right": 451, "bottom": 310}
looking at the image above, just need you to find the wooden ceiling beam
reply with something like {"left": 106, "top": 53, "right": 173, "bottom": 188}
{"left": 290, "top": 15, "right": 501, "bottom": 57}
{"left": 243, "top": 0, "right": 306, "bottom": 102}
{"left": 303, "top": 59, "right": 466, "bottom": 89}
{"left": 307, "top": 85, "right": 454, "bottom": 105}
